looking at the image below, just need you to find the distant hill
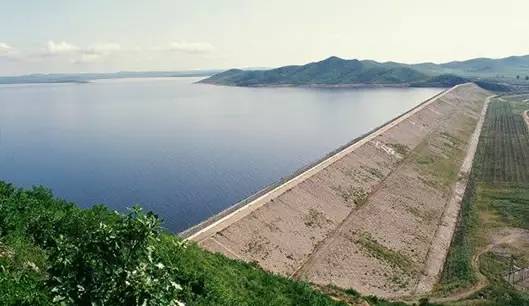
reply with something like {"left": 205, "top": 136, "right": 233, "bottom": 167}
{"left": 201, "top": 56, "right": 428, "bottom": 86}
{"left": 200, "top": 55, "right": 529, "bottom": 87}
{"left": 412, "top": 54, "right": 529, "bottom": 78}
{"left": 0, "top": 70, "right": 222, "bottom": 85}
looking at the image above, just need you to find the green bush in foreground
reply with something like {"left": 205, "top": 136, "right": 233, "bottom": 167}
{"left": 48, "top": 207, "right": 184, "bottom": 305}
{"left": 0, "top": 181, "right": 343, "bottom": 306}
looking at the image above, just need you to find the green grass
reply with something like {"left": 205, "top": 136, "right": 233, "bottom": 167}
{"left": 356, "top": 233, "right": 414, "bottom": 273}
{"left": 164, "top": 241, "right": 344, "bottom": 306}
{"left": 438, "top": 170, "right": 479, "bottom": 292}
{"left": 413, "top": 129, "right": 469, "bottom": 190}
{"left": 481, "top": 185, "right": 529, "bottom": 229}
{"left": 333, "top": 185, "right": 369, "bottom": 207}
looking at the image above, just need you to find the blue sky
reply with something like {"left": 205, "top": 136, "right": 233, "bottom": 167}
{"left": 1, "top": 0, "right": 529, "bottom": 75}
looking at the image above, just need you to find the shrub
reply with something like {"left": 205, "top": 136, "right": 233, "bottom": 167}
{"left": 47, "top": 207, "right": 184, "bottom": 306}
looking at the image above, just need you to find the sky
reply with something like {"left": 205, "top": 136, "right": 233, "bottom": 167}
{"left": 1, "top": 0, "right": 529, "bottom": 75}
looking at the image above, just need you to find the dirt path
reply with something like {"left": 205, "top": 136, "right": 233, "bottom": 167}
{"left": 413, "top": 95, "right": 493, "bottom": 295}
{"left": 430, "top": 244, "right": 491, "bottom": 303}
{"left": 431, "top": 228, "right": 529, "bottom": 303}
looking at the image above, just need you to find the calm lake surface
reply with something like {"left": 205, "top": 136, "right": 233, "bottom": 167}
{"left": 0, "top": 77, "right": 441, "bottom": 232}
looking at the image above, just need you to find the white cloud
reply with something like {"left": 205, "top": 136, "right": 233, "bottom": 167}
{"left": 167, "top": 41, "right": 214, "bottom": 54}
{"left": 43, "top": 41, "right": 121, "bottom": 64}
{"left": 72, "top": 43, "right": 121, "bottom": 63}
{"left": 0, "top": 42, "right": 14, "bottom": 56}
{"left": 90, "top": 43, "right": 121, "bottom": 54}
{"left": 14, "top": 40, "right": 212, "bottom": 67}
{"left": 47, "top": 40, "right": 80, "bottom": 54}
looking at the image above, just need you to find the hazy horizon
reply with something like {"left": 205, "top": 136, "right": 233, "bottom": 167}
{"left": 2, "top": 0, "right": 529, "bottom": 75}
{"left": 3, "top": 52, "right": 529, "bottom": 78}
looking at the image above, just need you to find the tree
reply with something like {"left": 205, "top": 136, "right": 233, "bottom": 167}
{"left": 526, "top": 76, "right": 529, "bottom": 81}
{"left": 516, "top": 75, "right": 520, "bottom": 80}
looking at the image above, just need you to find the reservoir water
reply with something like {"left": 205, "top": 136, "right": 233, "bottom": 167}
{"left": 0, "top": 77, "right": 441, "bottom": 232}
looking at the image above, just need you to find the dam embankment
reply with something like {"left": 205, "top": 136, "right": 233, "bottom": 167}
{"left": 184, "top": 83, "right": 491, "bottom": 297}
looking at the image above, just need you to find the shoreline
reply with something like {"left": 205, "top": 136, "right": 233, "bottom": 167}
{"left": 197, "top": 80, "right": 451, "bottom": 89}
{"left": 180, "top": 85, "right": 456, "bottom": 240}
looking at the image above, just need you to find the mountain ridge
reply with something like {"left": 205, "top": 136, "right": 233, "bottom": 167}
{"left": 200, "top": 54, "right": 529, "bottom": 87}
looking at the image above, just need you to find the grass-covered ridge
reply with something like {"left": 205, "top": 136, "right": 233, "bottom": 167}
{"left": 0, "top": 181, "right": 345, "bottom": 306}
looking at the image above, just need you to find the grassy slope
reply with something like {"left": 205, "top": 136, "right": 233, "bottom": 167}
{"left": 0, "top": 182, "right": 346, "bottom": 306}
{"left": 436, "top": 96, "right": 529, "bottom": 305}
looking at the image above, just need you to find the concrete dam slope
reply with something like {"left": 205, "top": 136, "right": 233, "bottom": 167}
{"left": 186, "top": 83, "right": 491, "bottom": 298}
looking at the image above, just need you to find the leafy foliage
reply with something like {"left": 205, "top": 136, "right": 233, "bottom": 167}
{"left": 48, "top": 207, "right": 183, "bottom": 305}
{"left": 0, "top": 181, "right": 343, "bottom": 306}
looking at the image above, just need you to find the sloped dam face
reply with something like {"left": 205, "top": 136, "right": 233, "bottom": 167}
{"left": 185, "top": 83, "right": 491, "bottom": 298}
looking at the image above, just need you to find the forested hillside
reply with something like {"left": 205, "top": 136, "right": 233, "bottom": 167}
{"left": 200, "top": 55, "right": 529, "bottom": 87}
